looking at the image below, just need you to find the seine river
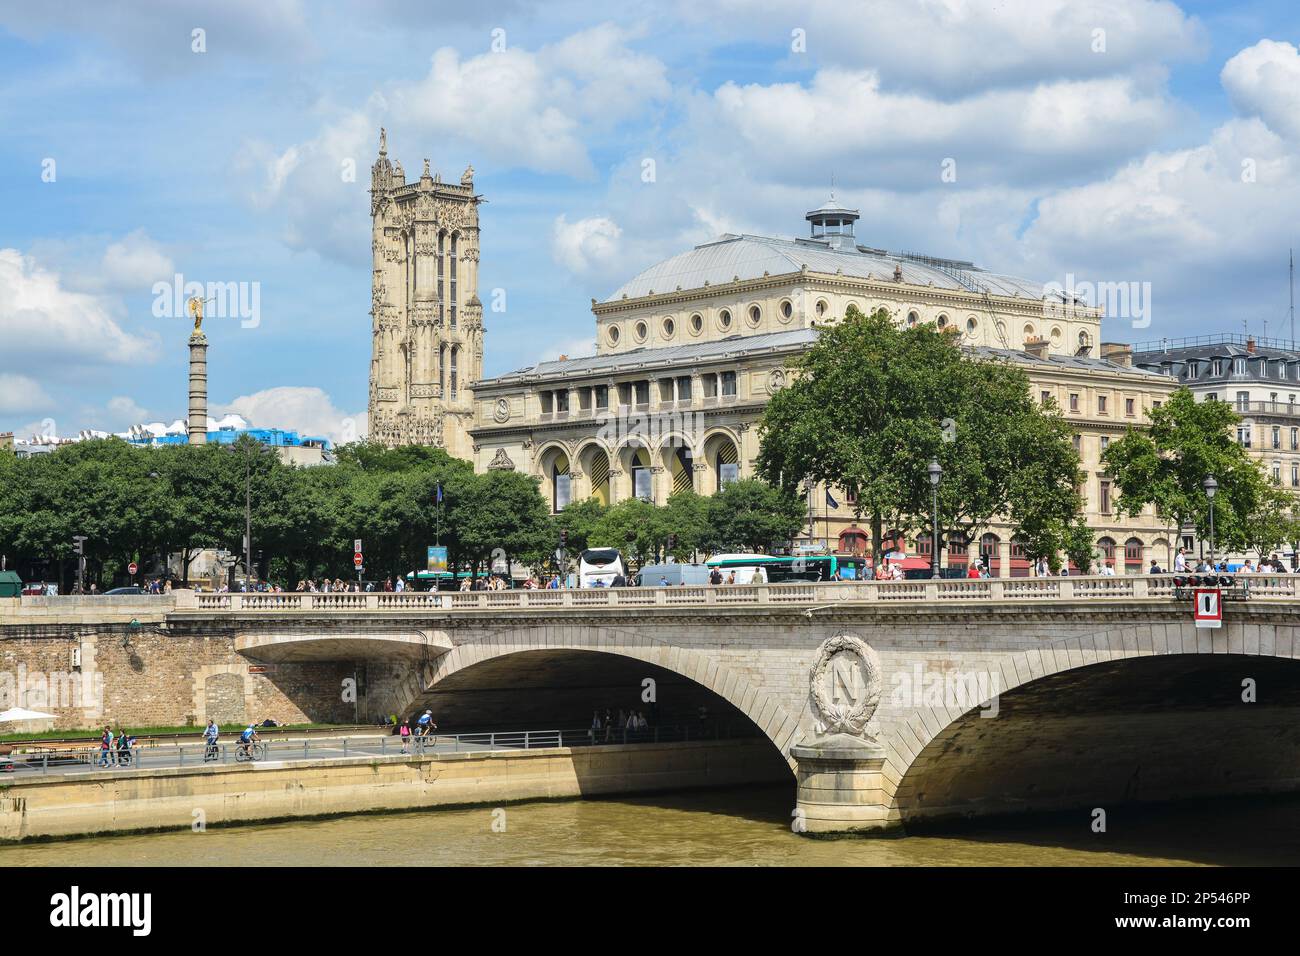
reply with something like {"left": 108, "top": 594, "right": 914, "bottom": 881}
{"left": 5, "top": 786, "right": 1300, "bottom": 866}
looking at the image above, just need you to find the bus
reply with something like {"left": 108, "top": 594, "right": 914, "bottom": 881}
{"left": 704, "top": 553, "right": 868, "bottom": 583}
{"left": 578, "top": 548, "right": 627, "bottom": 588}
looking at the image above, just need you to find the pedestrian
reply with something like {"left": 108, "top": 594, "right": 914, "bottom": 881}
{"left": 399, "top": 719, "right": 411, "bottom": 754}
{"left": 98, "top": 725, "right": 114, "bottom": 767}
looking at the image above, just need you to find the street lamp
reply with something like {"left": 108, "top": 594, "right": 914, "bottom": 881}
{"left": 928, "top": 459, "right": 943, "bottom": 580}
{"left": 1204, "top": 475, "right": 1219, "bottom": 569}
{"left": 226, "top": 442, "right": 255, "bottom": 587}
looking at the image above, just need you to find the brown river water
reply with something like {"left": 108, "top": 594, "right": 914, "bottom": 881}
{"left": 5, "top": 785, "right": 1300, "bottom": 866}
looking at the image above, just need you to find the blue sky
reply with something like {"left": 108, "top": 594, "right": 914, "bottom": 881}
{"left": 2, "top": 0, "right": 1299, "bottom": 442}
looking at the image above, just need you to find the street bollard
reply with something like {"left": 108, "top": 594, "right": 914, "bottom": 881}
{"left": 343, "top": 738, "right": 348, "bottom": 758}
{"left": 381, "top": 736, "right": 386, "bottom": 756}
{"left": 303, "top": 740, "right": 309, "bottom": 760}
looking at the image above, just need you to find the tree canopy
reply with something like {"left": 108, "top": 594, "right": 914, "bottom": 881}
{"left": 756, "top": 305, "right": 1087, "bottom": 565}
{"left": 1103, "top": 387, "right": 1300, "bottom": 556}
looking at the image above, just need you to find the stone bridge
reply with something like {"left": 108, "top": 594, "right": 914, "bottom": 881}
{"left": 5, "top": 576, "right": 1300, "bottom": 833}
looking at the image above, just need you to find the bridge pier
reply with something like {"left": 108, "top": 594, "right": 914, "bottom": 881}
{"left": 791, "top": 734, "right": 895, "bottom": 835}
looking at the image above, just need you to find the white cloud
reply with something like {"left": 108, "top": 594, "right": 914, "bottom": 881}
{"left": 0, "top": 248, "right": 158, "bottom": 373}
{"left": 551, "top": 214, "right": 623, "bottom": 276}
{"left": 0, "top": 374, "right": 54, "bottom": 415}
{"left": 703, "top": 68, "right": 1177, "bottom": 187}
{"left": 387, "top": 24, "right": 669, "bottom": 177}
{"left": 679, "top": 0, "right": 1204, "bottom": 95}
{"left": 215, "top": 386, "right": 366, "bottom": 445}
{"left": 99, "top": 230, "right": 175, "bottom": 292}
{"left": 1222, "top": 39, "right": 1300, "bottom": 141}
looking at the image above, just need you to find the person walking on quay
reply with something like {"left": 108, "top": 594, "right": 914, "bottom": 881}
{"left": 98, "top": 725, "right": 115, "bottom": 767}
{"left": 115, "top": 727, "right": 133, "bottom": 766}
{"left": 204, "top": 719, "right": 220, "bottom": 759}
{"left": 399, "top": 719, "right": 411, "bottom": 755}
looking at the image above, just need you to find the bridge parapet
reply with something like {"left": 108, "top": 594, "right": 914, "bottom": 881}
{"left": 5, "top": 574, "right": 1297, "bottom": 622}
{"left": 174, "top": 573, "right": 1300, "bottom": 612}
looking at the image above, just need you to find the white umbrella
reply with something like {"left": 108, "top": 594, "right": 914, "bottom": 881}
{"left": 0, "top": 707, "right": 57, "bottom": 722}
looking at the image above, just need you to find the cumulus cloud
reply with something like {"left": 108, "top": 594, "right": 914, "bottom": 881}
{"left": 0, "top": 248, "right": 158, "bottom": 374}
{"left": 99, "top": 230, "right": 175, "bottom": 292}
{"left": 1222, "top": 39, "right": 1300, "bottom": 141}
{"left": 678, "top": 0, "right": 1204, "bottom": 95}
{"left": 703, "top": 68, "right": 1177, "bottom": 188}
{"left": 215, "top": 386, "right": 366, "bottom": 445}
{"left": 551, "top": 214, "right": 624, "bottom": 276}
{"left": 387, "top": 23, "right": 670, "bottom": 177}
{"left": 0, "top": 374, "right": 54, "bottom": 415}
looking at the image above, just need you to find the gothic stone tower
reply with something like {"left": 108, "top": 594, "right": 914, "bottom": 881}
{"left": 368, "top": 129, "right": 484, "bottom": 456}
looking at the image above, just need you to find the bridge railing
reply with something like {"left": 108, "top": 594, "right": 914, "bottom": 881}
{"left": 172, "top": 573, "right": 1299, "bottom": 612}
{"left": 1, "top": 723, "right": 751, "bottom": 776}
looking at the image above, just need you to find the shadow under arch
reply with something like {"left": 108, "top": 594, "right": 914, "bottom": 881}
{"left": 409, "top": 641, "right": 800, "bottom": 774}
{"left": 893, "top": 653, "right": 1300, "bottom": 828}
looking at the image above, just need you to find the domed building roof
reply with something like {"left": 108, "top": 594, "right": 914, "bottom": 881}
{"left": 603, "top": 232, "right": 1046, "bottom": 303}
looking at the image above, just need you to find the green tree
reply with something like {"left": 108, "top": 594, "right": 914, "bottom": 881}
{"left": 756, "top": 306, "right": 1084, "bottom": 565}
{"left": 1104, "top": 388, "right": 1273, "bottom": 555}
{"left": 706, "top": 479, "right": 805, "bottom": 553}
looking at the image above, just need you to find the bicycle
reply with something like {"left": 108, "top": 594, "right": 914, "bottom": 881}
{"left": 234, "top": 741, "right": 266, "bottom": 762}
{"left": 203, "top": 740, "right": 220, "bottom": 762}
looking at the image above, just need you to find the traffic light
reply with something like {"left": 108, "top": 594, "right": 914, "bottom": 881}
{"left": 71, "top": 537, "right": 85, "bottom": 556}
{"left": 559, "top": 529, "right": 568, "bottom": 548}
{"left": 667, "top": 533, "right": 678, "bottom": 550}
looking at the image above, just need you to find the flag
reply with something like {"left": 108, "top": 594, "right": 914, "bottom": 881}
{"left": 825, "top": 489, "right": 840, "bottom": 509}
{"left": 436, "top": 483, "right": 444, "bottom": 504}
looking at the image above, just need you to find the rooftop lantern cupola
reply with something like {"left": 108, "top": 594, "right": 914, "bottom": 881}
{"left": 805, "top": 194, "right": 860, "bottom": 252}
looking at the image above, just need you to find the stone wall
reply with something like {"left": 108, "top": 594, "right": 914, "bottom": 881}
{"left": 0, "top": 627, "right": 359, "bottom": 731}
{"left": 0, "top": 739, "right": 790, "bottom": 841}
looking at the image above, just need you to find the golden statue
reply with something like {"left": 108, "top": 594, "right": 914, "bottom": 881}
{"left": 188, "top": 297, "right": 204, "bottom": 332}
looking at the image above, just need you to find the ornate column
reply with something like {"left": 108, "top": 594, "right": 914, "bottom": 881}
{"left": 790, "top": 633, "right": 895, "bottom": 835}
{"left": 187, "top": 328, "right": 208, "bottom": 445}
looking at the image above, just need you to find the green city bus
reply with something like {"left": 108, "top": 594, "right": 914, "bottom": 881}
{"left": 704, "top": 553, "right": 868, "bottom": 583}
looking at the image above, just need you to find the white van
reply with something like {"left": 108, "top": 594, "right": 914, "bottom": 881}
{"left": 578, "top": 548, "right": 626, "bottom": 588}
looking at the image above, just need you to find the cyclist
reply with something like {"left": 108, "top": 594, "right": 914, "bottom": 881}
{"left": 203, "top": 720, "right": 220, "bottom": 760}
{"left": 416, "top": 710, "right": 437, "bottom": 737}
{"left": 238, "top": 724, "right": 260, "bottom": 759}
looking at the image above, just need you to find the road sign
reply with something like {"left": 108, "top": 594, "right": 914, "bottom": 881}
{"left": 1194, "top": 588, "right": 1223, "bottom": 628}
{"left": 127, "top": 562, "right": 138, "bottom": 576}
{"left": 354, "top": 539, "right": 363, "bottom": 553}
{"left": 353, "top": 552, "right": 364, "bottom": 568}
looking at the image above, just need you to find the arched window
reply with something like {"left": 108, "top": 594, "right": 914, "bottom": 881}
{"left": 437, "top": 232, "right": 445, "bottom": 325}
{"left": 981, "top": 533, "right": 1000, "bottom": 573}
{"left": 1098, "top": 537, "right": 1116, "bottom": 564}
{"left": 947, "top": 531, "right": 968, "bottom": 565}
{"left": 1010, "top": 536, "right": 1031, "bottom": 577}
{"left": 1124, "top": 537, "right": 1143, "bottom": 571}
{"left": 439, "top": 343, "right": 447, "bottom": 396}
{"left": 631, "top": 447, "right": 652, "bottom": 501}
{"left": 449, "top": 346, "right": 458, "bottom": 400}
{"left": 551, "top": 453, "right": 571, "bottom": 513}
{"left": 449, "top": 233, "right": 458, "bottom": 329}
{"left": 714, "top": 439, "right": 739, "bottom": 488}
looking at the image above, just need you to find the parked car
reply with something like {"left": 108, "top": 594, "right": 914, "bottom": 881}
{"left": 103, "top": 586, "right": 144, "bottom": 595}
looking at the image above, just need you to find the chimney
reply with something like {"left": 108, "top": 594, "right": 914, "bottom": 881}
{"left": 1246, "top": 337, "right": 1257, "bottom": 354}
{"left": 1100, "top": 342, "right": 1133, "bottom": 367}
{"left": 1023, "top": 336, "right": 1050, "bottom": 360}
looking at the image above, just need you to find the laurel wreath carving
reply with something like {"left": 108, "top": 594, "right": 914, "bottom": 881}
{"left": 808, "top": 633, "right": 882, "bottom": 739}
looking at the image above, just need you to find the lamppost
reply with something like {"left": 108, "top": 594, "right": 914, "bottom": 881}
{"left": 226, "top": 442, "right": 255, "bottom": 586}
{"left": 928, "top": 459, "right": 943, "bottom": 580}
{"left": 1204, "top": 475, "right": 1218, "bottom": 569}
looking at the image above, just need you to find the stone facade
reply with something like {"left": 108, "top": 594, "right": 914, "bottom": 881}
{"left": 367, "top": 129, "right": 482, "bottom": 458}
{"left": 466, "top": 199, "right": 1178, "bottom": 567}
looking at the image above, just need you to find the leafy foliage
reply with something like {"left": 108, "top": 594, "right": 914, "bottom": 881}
{"left": 756, "top": 305, "right": 1085, "bottom": 563}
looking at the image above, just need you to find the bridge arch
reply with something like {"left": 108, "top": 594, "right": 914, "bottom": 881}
{"left": 883, "top": 624, "right": 1300, "bottom": 827}
{"left": 408, "top": 626, "right": 802, "bottom": 770}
